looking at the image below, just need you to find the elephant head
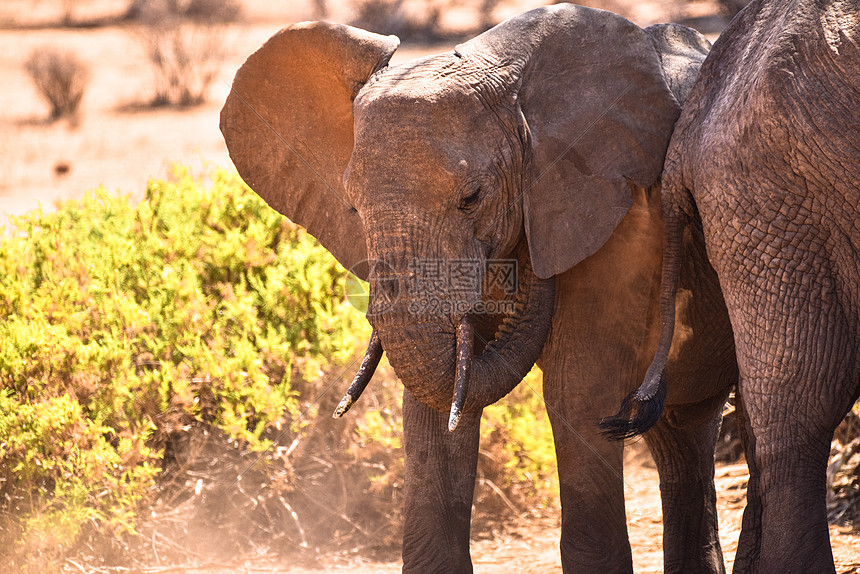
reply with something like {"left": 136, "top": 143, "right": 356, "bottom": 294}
{"left": 220, "top": 5, "right": 683, "bottom": 427}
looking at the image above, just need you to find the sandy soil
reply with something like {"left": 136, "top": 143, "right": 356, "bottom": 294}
{"left": 151, "top": 447, "right": 860, "bottom": 573}
{"left": 1, "top": 1, "right": 858, "bottom": 572}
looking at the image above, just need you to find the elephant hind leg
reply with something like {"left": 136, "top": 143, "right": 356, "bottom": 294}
{"left": 732, "top": 389, "right": 762, "bottom": 574}
{"left": 731, "top": 332, "right": 856, "bottom": 573}
{"left": 713, "top": 226, "right": 860, "bottom": 573}
{"left": 644, "top": 391, "right": 730, "bottom": 574}
{"left": 734, "top": 395, "right": 837, "bottom": 574}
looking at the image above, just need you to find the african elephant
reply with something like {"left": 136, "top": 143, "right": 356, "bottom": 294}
{"left": 220, "top": 5, "right": 737, "bottom": 572}
{"left": 605, "top": 0, "right": 860, "bottom": 572}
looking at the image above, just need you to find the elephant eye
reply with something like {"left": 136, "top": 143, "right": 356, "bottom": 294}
{"left": 459, "top": 187, "right": 481, "bottom": 211}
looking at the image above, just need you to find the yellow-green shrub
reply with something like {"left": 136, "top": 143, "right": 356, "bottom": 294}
{"left": 481, "top": 367, "right": 558, "bottom": 511}
{"left": 0, "top": 167, "right": 368, "bottom": 565}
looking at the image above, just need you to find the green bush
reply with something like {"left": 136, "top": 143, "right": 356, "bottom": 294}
{"left": 0, "top": 167, "right": 558, "bottom": 569}
{"left": 481, "top": 368, "right": 558, "bottom": 510}
{"left": 0, "top": 167, "right": 368, "bottom": 567}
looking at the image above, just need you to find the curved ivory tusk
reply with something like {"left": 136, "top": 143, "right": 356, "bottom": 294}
{"left": 448, "top": 314, "right": 474, "bottom": 432}
{"left": 333, "top": 330, "right": 383, "bottom": 418}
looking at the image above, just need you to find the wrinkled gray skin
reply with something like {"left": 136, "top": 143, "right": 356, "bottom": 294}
{"left": 220, "top": 5, "right": 737, "bottom": 573}
{"left": 619, "top": 0, "right": 860, "bottom": 572}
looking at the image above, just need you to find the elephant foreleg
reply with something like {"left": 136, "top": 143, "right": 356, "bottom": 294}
{"left": 401, "top": 388, "right": 481, "bottom": 574}
{"left": 543, "top": 371, "right": 632, "bottom": 573}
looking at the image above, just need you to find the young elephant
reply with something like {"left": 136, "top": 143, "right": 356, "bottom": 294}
{"left": 607, "top": 0, "right": 860, "bottom": 572}
{"left": 221, "top": 5, "right": 736, "bottom": 573}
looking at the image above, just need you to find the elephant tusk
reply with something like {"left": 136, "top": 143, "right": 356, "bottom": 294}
{"left": 333, "top": 329, "right": 383, "bottom": 418}
{"left": 448, "top": 314, "right": 474, "bottom": 432}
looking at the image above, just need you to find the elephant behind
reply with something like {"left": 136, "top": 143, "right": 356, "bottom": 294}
{"left": 221, "top": 5, "right": 737, "bottom": 573}
{"left": 606, "top": 0, "right": 860, "bottom": 572}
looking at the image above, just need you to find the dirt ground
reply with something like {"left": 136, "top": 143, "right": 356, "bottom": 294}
{"left": 236, "top": 449, "right": 860, "bottom": 574}
{"left": 138, "top": 445, "right": 860, "bottom": 573}
{"left": 1, "top": 1, "right": 858, "bottom": 572}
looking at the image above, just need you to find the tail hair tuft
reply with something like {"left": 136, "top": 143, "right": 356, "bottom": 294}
{"left": 599, "top": 371, "right": 667, "bottom": 441}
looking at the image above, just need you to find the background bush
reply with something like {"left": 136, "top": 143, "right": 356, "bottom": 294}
{"left": 349, "top": 0, "right": 505, "bottom": 40}
{"left": 24, "top": 46, "right": 90, "bottom": 122}
{"left": 131, "top": 0, "right": 240, "bottom": 106}
{"left": 0, "top": 167, "right": 558, "bottom": 571}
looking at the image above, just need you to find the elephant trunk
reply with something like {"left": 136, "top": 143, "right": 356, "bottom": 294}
{"left": 368, "top": 244, "right": 555, "bottom": 422}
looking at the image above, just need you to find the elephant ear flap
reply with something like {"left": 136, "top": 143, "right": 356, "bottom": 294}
{"left": 645, "top": 23, "right": 711, "bottom": 107}
{"left": 458, "top": 5, "right": 680, "bottom": 279}
{"left": 220, "top": 22, "right": 399, "bottom": 280}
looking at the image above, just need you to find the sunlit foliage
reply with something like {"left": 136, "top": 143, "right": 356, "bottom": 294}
{"left": 0, "top": 167, "right": 367, "bottom": 566}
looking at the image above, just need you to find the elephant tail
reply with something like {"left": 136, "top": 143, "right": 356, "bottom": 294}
{"left": 600, "top": 209, "right": 684, "bottom": 440}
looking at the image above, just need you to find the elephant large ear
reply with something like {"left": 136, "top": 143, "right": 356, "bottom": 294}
{"left": 457, "top": 5, "right": 680, "bottom": 279}
{"left": 645, "top": 23, "right": 711, "bottom": 106}
{"left": 220, "top": 22, "right": 399, "bottom": 280}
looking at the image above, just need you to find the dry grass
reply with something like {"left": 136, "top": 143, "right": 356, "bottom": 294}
{"left": 829, "top": 409, "right": 860, "bottom": 526}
